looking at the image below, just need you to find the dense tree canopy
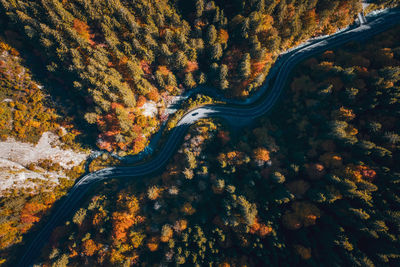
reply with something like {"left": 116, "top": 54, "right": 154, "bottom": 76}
{"left": 32, "top": 23, "right": 400, "bottom": 267}
{"left": 0, "top": 0, "right": 362, "bottom": 153}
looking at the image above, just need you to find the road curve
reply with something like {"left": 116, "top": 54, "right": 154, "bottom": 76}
{"left": 18, "top": 9, "right": 400, "bottom": 267}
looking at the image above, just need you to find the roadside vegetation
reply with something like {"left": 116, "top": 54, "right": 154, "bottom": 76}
{"left": 166, "top": 94, "right": 221, "bottom": 130}
{"left": 33, "top": 24, "right": 400, "bottom": 267}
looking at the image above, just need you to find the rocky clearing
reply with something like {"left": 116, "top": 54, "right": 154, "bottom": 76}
{"left": 0, "top": 131, "right": 89, "bottom": 194}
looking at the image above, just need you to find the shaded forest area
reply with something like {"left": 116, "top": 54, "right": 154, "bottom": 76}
{"left": 369, "top": 0, "right": 400, "bottom": 9}
{"left": 0, "top": 0, "right": 361, "bottom": 153}
{"left": 0, "top": 40, "right": 80, "bottom": 145}
{"left": 365, "top": 0, "right": 400, "bottom": 13}
{"left": 33, "top": 24, "right": 400, "bottom": 267}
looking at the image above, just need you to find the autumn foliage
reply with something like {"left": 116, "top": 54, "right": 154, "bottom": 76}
{"left": 111, "top": 193, "right": 144, "bottom": 245}
{"left": 73, "top": 19, "right": 94, "bottom": 44}
{"left": 82, "top": 239, "right": 98, "bottom": 257}
{"left": 253, "top": 147, "right": 270, "bottom": 162}
{"left": 96, "top": 102, "right": 153, "bottom": 152}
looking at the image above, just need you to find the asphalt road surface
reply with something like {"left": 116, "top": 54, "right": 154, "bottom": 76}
{"left": 17, "top": 8, "right": 400, "bottom": 267}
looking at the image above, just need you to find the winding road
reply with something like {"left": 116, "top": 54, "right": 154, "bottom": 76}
{"left": 18, "top": 8, "right": 400, "bottom": 267}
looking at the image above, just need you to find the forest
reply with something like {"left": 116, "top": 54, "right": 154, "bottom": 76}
{"left": 0, "top": 0, "right": 362, "bottom": 154}
{"left": 26, "top": 23, "right": 400, "bottom": 267}
{"left": 0, "top": 0, "right": 399, "bottom": 266}
{"left": 0, "top": 0, "right": 368, "bottom": 264}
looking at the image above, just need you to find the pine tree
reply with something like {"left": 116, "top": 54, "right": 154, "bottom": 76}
{"left": 211, "top": 43, "right": 223, "bottom": 61}
{"left": 239, "top": 53, "right": 251, "bottom": 79}
{"left": 196, "top": 0, "right": 204, "bottom": 17}
{"left": 207, "top": 25, "right": 217, "bottom": 45}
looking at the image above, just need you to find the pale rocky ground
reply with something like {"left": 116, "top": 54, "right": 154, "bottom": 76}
{"left": 0, "top": 131, "right": 89, "bottom": 194}
{"left": 140, "top": 101, "right": 158, "bottom": 117}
